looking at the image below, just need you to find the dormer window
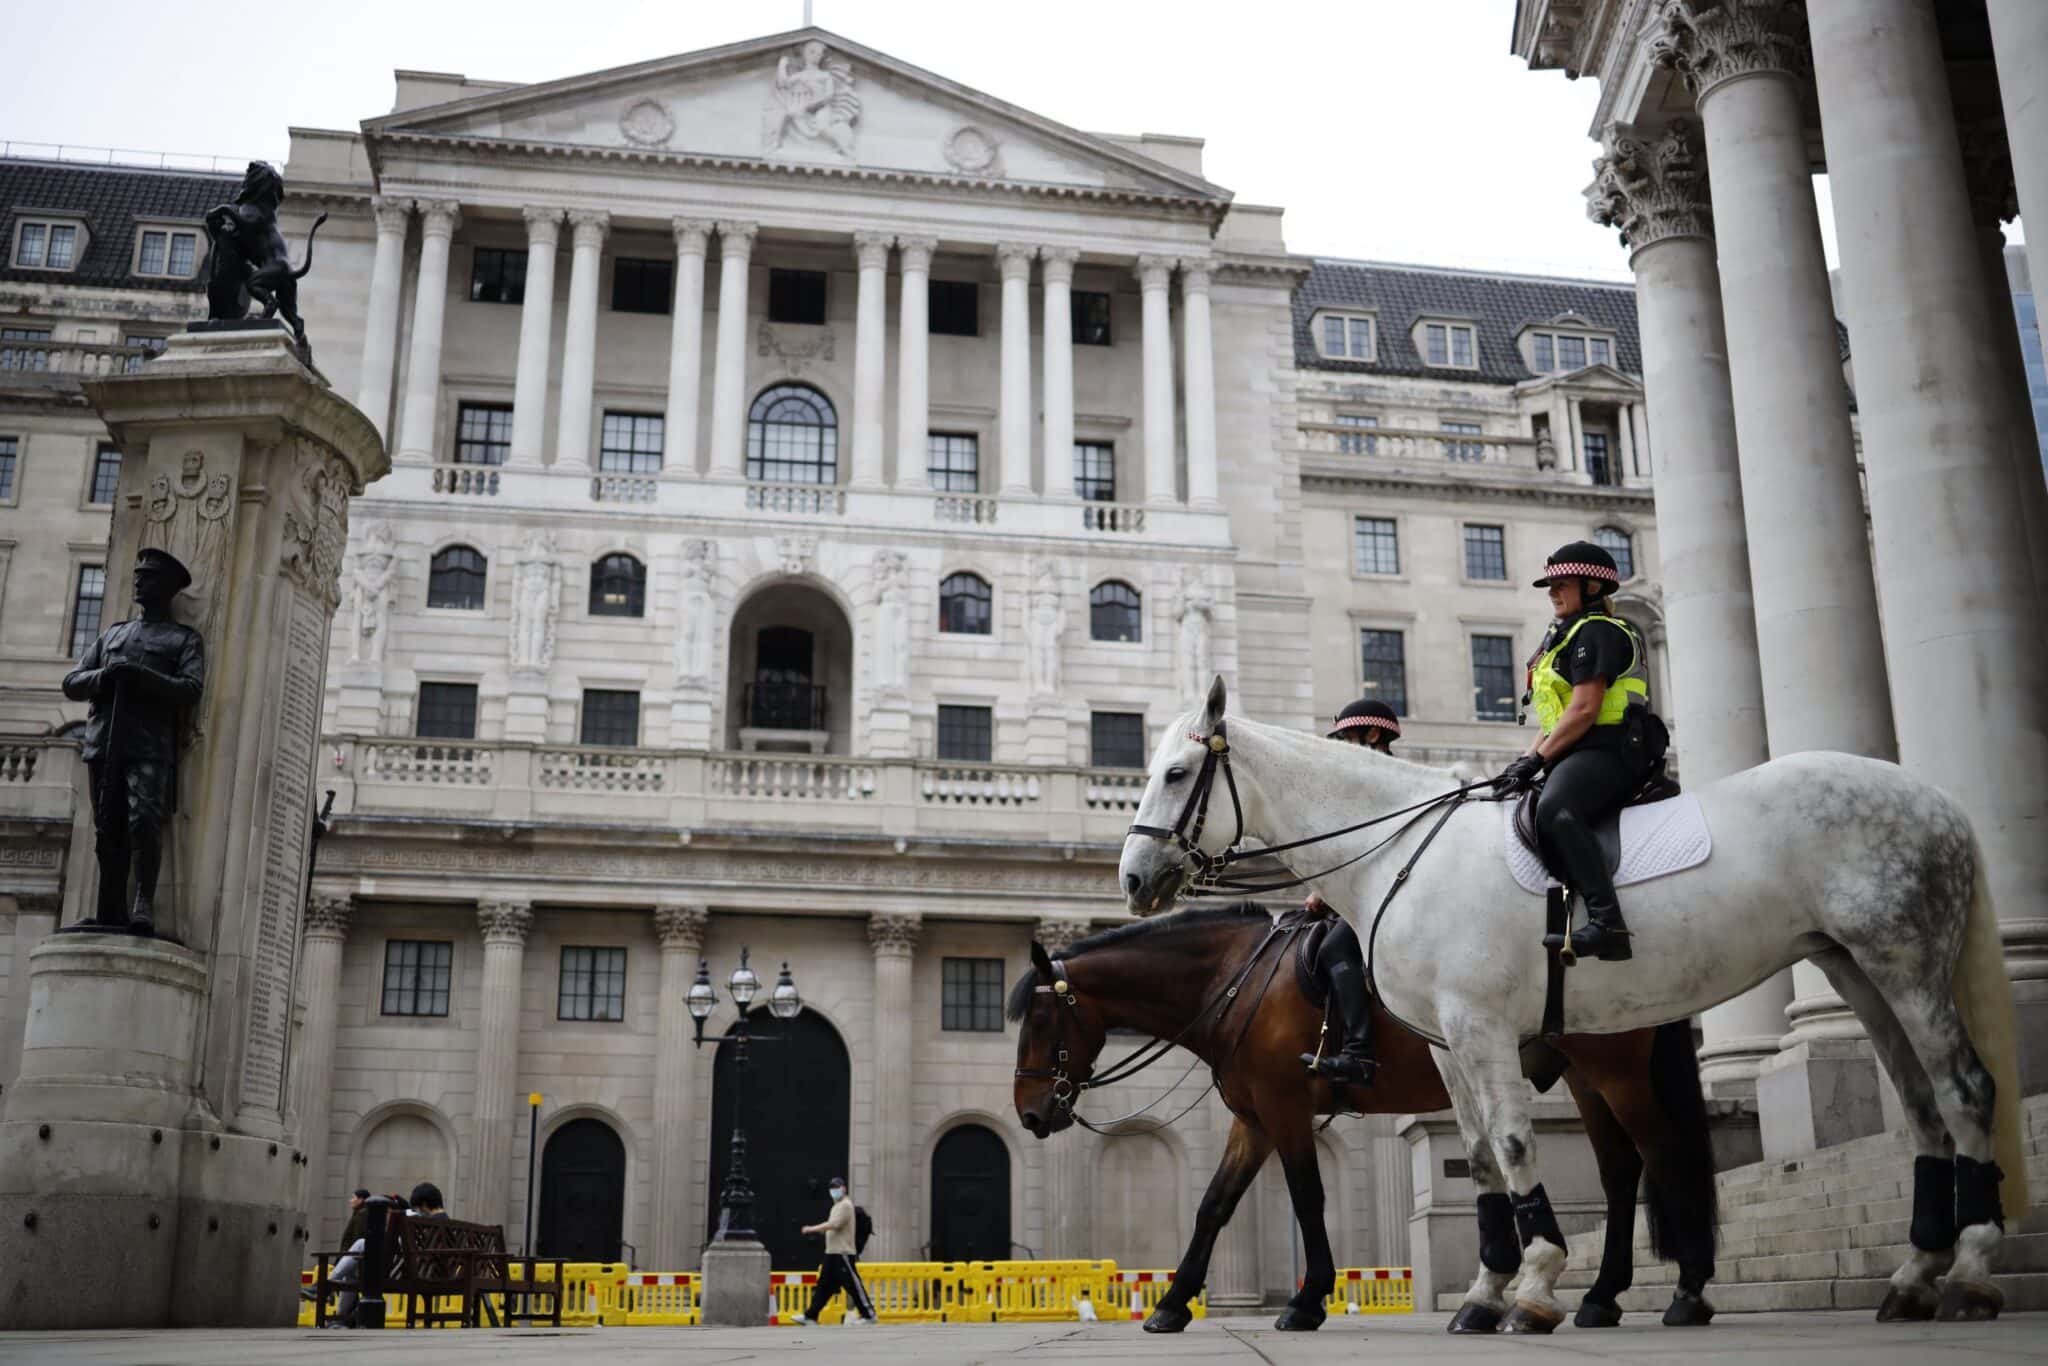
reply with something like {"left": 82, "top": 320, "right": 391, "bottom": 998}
{"left": 1314, "top": 310, "right": 1375, "bottom": 361}
{"left": 12, "top": 218, "right": 86, "bottom": 272}
{"left": 134, "top": 226, "right": 200, "bottom": 279}
{"left": 1526, "top": 328, "right": 1615, "bottom": 373}
{"left": 1418, "top": 321, "right": 1477, "bottom": 369}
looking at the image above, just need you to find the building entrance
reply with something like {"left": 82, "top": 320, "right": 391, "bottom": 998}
{"left": 536, "top": 1117, "right": 626, "bottom": 1262}
{"left": 707, "top": 1005, "right": 849, "bottom": 1269}
{"left": 930, "top": 1124, "right": 1011, "bottom": 1262}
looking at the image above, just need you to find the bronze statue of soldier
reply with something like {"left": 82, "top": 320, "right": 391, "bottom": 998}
{"left": 61, "top": 548, "right": 206, "bottom": 937}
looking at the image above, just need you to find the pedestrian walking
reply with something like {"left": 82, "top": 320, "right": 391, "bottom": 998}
{"left": 790, "top": 1176, "right": 876, "bottom": 1325}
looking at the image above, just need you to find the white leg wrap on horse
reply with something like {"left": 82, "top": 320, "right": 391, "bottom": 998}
{"left": 1950, "top": 1220, "right": 2002, "bottom": 1289}
{"left": 1512, "top": 1238, "right": 1568, "bottom": 1324}
{"left": 1463, "top": 1268, "right": 1511, "bottom": 1310}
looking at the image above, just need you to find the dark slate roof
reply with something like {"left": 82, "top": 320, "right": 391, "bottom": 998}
{"left": 0, "top": 159, "right": 238, "bottom": 294}
{"left": 1293, "top": 258, "right": 1643, "bottom": 384}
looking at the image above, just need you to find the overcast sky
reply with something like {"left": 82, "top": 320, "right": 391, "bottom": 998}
{"left": 3, "top": 0, "right": 1887, "bottom": 280}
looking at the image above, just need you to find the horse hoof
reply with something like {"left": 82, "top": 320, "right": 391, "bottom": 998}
{"left": 1142, "top": 1306, "right": 1192, "bottom": 1334}
{"left": 1273, "top": 1306, "right": 1325, "bottom": 1331}
{"left": 1503, "top": 1301, "right": 1564, "bottom": 1335}
{"left": 1662, "top": 1291, "right": 1716, "bottom": 1327}
{"left": 1875, "top": 1285, "right": 1938, "bottom": 1323}
{"left": 1446, "top": 1301, "right": 1502, "bottom": 1334}
{"left": 1935, "top": 1278, "right": 2003, "bottom": 1322}
{"left": 1574, "top": 1298, "right": 1622, "bottom": 1328}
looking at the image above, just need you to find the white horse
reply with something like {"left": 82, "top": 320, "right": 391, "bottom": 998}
{"left": 1119, "top": 678, "right": 2028, "bottom": 1330}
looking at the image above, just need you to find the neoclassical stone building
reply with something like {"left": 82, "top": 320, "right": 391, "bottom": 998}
{"left": 1, "top": 27, "right": 1668, "bottom": 1295}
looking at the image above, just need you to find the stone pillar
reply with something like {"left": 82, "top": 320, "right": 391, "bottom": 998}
{"left": 1039, "top": 248, "right": 1078, "bottom": 501}
{"left": 1812, "top": 0, "right": 2048, "bottom": 1089}
{"left": 1587, "top": 119, "right": 1787, "bottom": 1094}
{"left": 1136, "top": 255, "right": 1178, "bottom": 504}
{"left": 1180, "top": 259, "right": 1219, "bottom": 509}
{"left": 0, "top": 895, "right": 58, "bottom": 1088}
{"left": 552, "top": 210, "right": 609, "bottom": 474}
{"left": 1205, "top": 1090, "right": 1262, "bottom": 1308}
{"left": 1034, "top": 918, "right": 1093, "bottom": 1257}
{"left": 468, "top": 900, "right": 531, "bottom": 1233}
{"left": 1989, "top": 0, "right": 2048, "bottom": 320}
{"left": 707, "top": 222, "right": 757, "bottom": 481}
{"left": 650, "top": 903, "right": 708, "bottom": 1270}
{"left": 997, "top": 243, "right": 1036, "bottom": 496}
{"left": 508, "top": 207, "right": 562, "bottom": 470}
{"left": 894, "top": 237, "right": 935, "bottom": 491}
{"left": 868, "top": 913, "right": 921, "bottom": 1260}
{"left": 664, "top": 220, "right": 713, "bottom": 480}
{"left": 849, "top": 233, "right": 891, "bottom": 490}
{"left": 293, "top": 894, "right": 351, "bottom": 1248}
{"left": 1614, "top": 399, "right": 1638, "bottom": 482}
{"left": 393, "top": 200, "right": 460, "bottom": 465}
{"left": 354, "top": 196, "right": 411, "bottom": 442}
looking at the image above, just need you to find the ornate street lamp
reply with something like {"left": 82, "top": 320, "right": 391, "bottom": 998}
{"left": 688, "top": 947, "right": 802, "bottom": 1244}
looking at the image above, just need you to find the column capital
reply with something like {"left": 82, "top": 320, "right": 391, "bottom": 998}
{"left": 1038, "top": 246, "right": 1080, "bottom": 284}
{"left": 654, "top": 902, "right": 709, "bottom": 951}
{"left": 1177, "top": 257, "right": 1214, "bottom": 293}
{"left": 1033, "top": 917, "right": 1093, "bottom": 956}
{"left": 477, "top": 899, "right": 534, "bottom": 946}
{"left": 853, "top": 231, "right": 894, "bottom": 270}
{"left": 996, "top": 242, "right": 1037, "bottom": 280}
{"left": 304, "top": 892, "right": 354, "bottom": 941}
{"left": 416, "top": 200, "right": 462, "bottom": 239}
{"left": 1134, "top": 254, "right": 1175, "bottom": 290}
{"left": 521, "top": 205, "right": 564, "bottom": 247}
{"left": 717, "top": 221, "right": 758, "bottom": 259}
{"left": 672, "top": 217, "right": 715, "bottom": 254}
{"left": 567, "top": 208, "right": 610, "bottom": 248}
{"left": 371, "top": 195, "right": 413, "bottom": 236}
{"left": 895, "top": 235, "right": 937, "bottom": 271}
{"left": 1651, "top": 0, "right": 1808, "bottom": 102}
{"left": 1586, "top": 119, "right": 1715, "bottom": 253}
{"left": 868, "top": 911, "right": 924, "bottom": 958}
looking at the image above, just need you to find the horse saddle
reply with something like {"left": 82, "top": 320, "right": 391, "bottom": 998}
{"left": 1290, "top": 910, "right": 1339, "bottom": 1011}
{"left": 1508, "top": 765, "right": 1685, "bottom": 890}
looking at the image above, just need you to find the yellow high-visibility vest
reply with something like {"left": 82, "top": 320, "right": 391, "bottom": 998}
{"left": 1529, "top": 612, "right": 1648, "bottom": 736}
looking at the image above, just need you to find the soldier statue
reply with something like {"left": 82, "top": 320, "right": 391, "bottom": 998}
{"left": 61, "top": 548, "right": 206, "bottom": 937}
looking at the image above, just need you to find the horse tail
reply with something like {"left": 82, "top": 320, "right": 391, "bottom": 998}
{"left": 1642, "top": 1019, "right": 1718, "bottom": 1265}
{"left": 293, "top": 212, "right": 329, "bottom": 279}
{"left": 1953, "top": 827, "right": 2029, "bottom": 1219}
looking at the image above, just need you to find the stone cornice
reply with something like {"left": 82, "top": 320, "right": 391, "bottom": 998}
{"left": 1300, "top": 461, "right": 1656, "bottom": 511}
{"left": 1587, "top": 120, "right": 1713, "bottom": 253}
{"left": 1651, "top": 0, "right": 1809, "bottom": 103}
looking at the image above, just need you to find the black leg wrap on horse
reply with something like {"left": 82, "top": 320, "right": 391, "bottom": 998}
{"left": 1910, "top": 1155, "right": 1957, "bottom": 1252}
{"left": 1477, "top": 1192, "right": 1520, "bottom": 1274}
{"left": 1513, "top": 1184, "right": 1565, "bottom": 1252}
{"left": 1955, "top": 1154, "right": 2005, "bottom": 1231}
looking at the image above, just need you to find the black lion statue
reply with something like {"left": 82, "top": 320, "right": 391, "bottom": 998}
{"left": 203, "top": 161, "right": 327, "bottom": 359}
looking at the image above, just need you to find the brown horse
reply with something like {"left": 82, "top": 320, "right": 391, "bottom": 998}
{"left": 1011, "top": 903, "right": 1718, "bottom": 1334}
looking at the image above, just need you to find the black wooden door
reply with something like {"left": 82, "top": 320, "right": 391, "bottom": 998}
{"left": 536, "top": 1118, "right": 625, "bottom": 1262}
{"left": 707, "top": 1006, "right": 849, "bottom": 1269}
{"left": 930, "top": 1124, "right": 1010, "bottom": 1263}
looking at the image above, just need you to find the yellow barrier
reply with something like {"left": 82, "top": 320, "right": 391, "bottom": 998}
{"left": 614, "top": 1272, "right": 700, "bottom": 1326}
{"left": 1324, "top": 1267, "right": 1415, "bottom": 1315}
{"left": 770, "top": 1269, "right": 839, "bottom": 1324}
{"left": 297, "top": 1260, "right": 629, "bottom": 1328}
{"left": 952, "top": 1260, "right": 1119, "bottom": 1322}
{"left": 1112, "top": 1270, "right": 1206, "bottom": 1321}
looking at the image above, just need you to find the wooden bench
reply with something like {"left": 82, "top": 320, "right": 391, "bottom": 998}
{"left": 311, "top": 1213, "right": 565, "bottom": 1328}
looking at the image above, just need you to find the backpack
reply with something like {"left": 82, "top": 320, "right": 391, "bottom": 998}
{"left": 854, "top": 1204, "right": 874, "bottom": 1255}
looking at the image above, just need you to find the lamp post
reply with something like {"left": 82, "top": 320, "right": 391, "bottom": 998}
{"left": 688, "top": 948, "right": 802, "bottom": 1244}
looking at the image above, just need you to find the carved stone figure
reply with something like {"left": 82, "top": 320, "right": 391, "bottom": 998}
{"left": 674, "top": 539, "right": 717, "bottom": 686}
{"left": 279, "top": 443, "right": 352, "bottom": 610}
{"left": 201, "top": 161, "right": 328, "bottom": 360}
{"left": 871, "top": 549, "right": 910, "bottom": 695}
{"left": 1176, "top": 570, "right": 1216, "bottom": 704}
{"left": 509, "top": 531, "right": 560, "bottom": 673}
{"left": 60, "top": 549, "right": 206, "bottom": 937}
{"left": 347, "top": 523, "right": 396, "bottom": 665}
{"left": 1026, "top": 558, "right": 1066, "bottom": 697}
{"left": 141, "top": 449, "right": 234, "bottom": 643}
{"left": 764, "top": 40, "right": 859, "bottom": 158}
{"left": 776, "top": 534, "right": 817, "bottom": 577}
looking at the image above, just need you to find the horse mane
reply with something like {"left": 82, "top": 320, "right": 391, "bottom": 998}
{"left": 1004, "top": 901, "right": 1270, "bottom": 1021}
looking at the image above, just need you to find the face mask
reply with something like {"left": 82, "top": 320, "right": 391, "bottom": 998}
{"left": 829, "top": 1186, "right": 845, "bottom": 1200}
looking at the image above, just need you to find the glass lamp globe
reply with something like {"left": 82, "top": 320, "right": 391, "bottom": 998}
{"left": 729, "top": 948, "right": 761, "bottom": 1008}
{"left": 685, "top": 960, "right": 717, "bottom": 1021}
{"left": 768, "top": 962, "right": 802, "bottom": 1020}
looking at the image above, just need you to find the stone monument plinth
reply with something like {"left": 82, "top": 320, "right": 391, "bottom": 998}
{"left": 700, "top": 1237, "right": 773, "bottom": 1326}
{"left": 0, "top": 323, "right": 386, "bottom": 1328}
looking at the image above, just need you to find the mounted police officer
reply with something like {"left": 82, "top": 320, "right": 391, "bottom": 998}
{"left": 1493, "top": 541, "right": 1654, "bottom": 962}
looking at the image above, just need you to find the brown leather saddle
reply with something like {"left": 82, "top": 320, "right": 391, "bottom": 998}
{"left": 1289, "top": 908, "right": 1339, "bottom": 1010}
{"left": 1510, "top": 763, "right": 1682, "bottom": 886}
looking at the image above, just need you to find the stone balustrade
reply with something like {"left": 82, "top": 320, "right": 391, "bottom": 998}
{"left": 1079, "top": 501, "right": 1148, "bottom": 533}
{"left": 918, "top": 765, "right": 1042, "bottom": 805}
{"left": 0, "top": 738, "right": 75, "bottom": 819}
{"left": 933, "top": 493, "right": 1001, "bottom": 525}
{"left": 1297, "top": 421, "right": 1543, "bottom": 469}
{"left": 0, "top": 339, "right": 159, "bottom": 381}
{"left": 430, "top": 464, "right": 500, "bottom": 496}
{"left": 589, "top": 473, "right": 658, "bottom": 503}
{"left": 744, "top": 481, "right": 846, "bottom": 515}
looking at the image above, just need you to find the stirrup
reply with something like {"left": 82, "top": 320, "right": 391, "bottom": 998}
{"left": 1303, "top": 1050, "right": 1377, "bottom": 1085}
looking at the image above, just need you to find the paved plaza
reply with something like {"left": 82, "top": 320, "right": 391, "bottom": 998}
{"left": 0, "top": 1313, "right": 2042, "bottom": 1366}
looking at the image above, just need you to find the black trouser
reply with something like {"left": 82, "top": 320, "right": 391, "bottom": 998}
{"left": 87, "top": 758, "right": 167, "bottom": 926}
{"left": 1533, "top": 745, "right": 1638, "bottom": 910}
{"left": 804, "top": 1253, "right": 876, "bottom": 1321}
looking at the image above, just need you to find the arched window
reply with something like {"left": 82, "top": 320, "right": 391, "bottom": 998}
{"left": 427, "top": 545, "right": 487, "bottom": 610}
{"left": 1089, "top": 580, "right": 1142, "bottom": 643}
{"left": 938, "top": 572, "right": 992, "bottom": 635}
{"left": 747, "top": 384, "right": 838, "bottom": 485}
{"left": 589, "top": 553, "right": 646, "bottom": 617}
{"left": 1593, "top": 525, "right": 1634, "bottom": 581}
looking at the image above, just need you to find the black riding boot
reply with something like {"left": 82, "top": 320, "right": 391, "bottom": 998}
{"left": 1302, "top": 954, "right": 1376, "bottom": 1084}
{"left": 128, "top": 832, "right": 161, "bottom": 938}
{"left": 1546, "top": 812, "right": 1630, "bottom": 962}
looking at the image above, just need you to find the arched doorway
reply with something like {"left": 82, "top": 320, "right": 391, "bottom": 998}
{"left": 1095, "top": 1132, "right": 1183, "bottom": 1269}
{"left": 707, "top": 1006, "right": 849, "bottom": 1269}
{"left": 725, "top": 583, "right": 854, "bottom": 753}
{"left": 536, "top": 1118, "right": 626, "bottom": 1262}
{"left": 930, "top": 1124, "right": 1011, "bottom": 1262}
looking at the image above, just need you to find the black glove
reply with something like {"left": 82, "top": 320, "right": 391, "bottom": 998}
{"left": 1494, "top": 754, "right": 1544, "bottom": 792}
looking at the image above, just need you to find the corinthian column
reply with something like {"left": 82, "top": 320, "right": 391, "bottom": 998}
{"left": 468, "top": 900, "right": 531, "bottom": 1231}
{"left": 1034, "top": 917, "right": 1094, "bottom": 1257}
{"left": 1587, "top": 120, "right": 1787, "bottom": 1093}
{"left": 894, "top": 237, "right": 936, "bottom": 491}
{"left": 1039, "top": 248, "right": 1078, "bottom": 501}
{"left": 651, "top": 903, "right": 709, "bottom": 1269}
{"left": 665, "top": 220, "right": 713, "bottom": 479}
{"left": 509, "top": 207, "right": 563, "bottom": 469}
{"left": 394, "top": 200, "right": 460, "bottom": 465}
{"left": 867, "top": 912, "right": 922, "bottom": 1260}
{"left": 355, "top": 197, "right": 411, "bottom": 442}
{"left": 293, "top": 894, "right": 353, "bottom": 1247}
{"left": 1180, "top": 260, "right": 1219, "bottom": 509}
{"left": 708, "top": 222, "right": 757, "bottom": 481}
{"left": 553, "top": 210, "right": 609, "bottom": 473}
{"left": 997, "top": 244, "right": 1036, "bottom": 495}
{"left": 850, "top": 233, "right": 892, "bottom": 489}
{"left": 1136, "top": 256, "right": 1179, "bottom": 505}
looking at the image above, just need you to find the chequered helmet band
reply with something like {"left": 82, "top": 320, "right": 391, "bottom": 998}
{"left": 1543, "top": 560, "right": 1619, "bottom": 583}
{"left": 1333, "top": 714, "right": 1399, "bottom": 734}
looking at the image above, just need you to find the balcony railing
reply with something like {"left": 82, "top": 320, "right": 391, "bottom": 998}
{"left": 431, "top": 464, "right": 500, "bottom": 496}
{"left": 1080, "top": 501, "right": 1147, "bottom": 533}
{"left": 744, "top": 681, "right": 827, "bottom": 732}
{"left": 0, "top": 339, "right": 159, "bottom": 379}
{"left": 934, "top": 494, "right": 1000, "bottom": 525}
{"left": 590, "top": 474, "right": 658, "bottom": 504}
{"left": 745, "top": 481, "right": 845, "bottom": 515}
{"left": 1298, "top": 423, "right": 1539, "bottom": 469}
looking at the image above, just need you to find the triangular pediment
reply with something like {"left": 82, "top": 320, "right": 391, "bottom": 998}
{"left": 1516, "top": 362, "right": 1642, "bottom": 393}
{"left": 366, "top": 28, "right": 1228, "bottom": 202}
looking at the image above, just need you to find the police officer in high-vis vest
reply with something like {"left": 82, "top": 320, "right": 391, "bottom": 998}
{"left": 1493, "top": 541, "right": 1652, "bottom": 962}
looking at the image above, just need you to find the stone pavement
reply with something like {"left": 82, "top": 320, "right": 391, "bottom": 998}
{"left": 0, "top": 1312, "right": 2041, "bottom": 1365}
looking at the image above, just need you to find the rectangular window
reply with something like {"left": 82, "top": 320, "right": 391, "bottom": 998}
{"left": 138, "top": 231, "right": 167, "bottom": 276}
{"left": 1585, "top": 431, "right": 1616, "bottom": 486}
{"left": 1471, "top": 635, "right": 1518, "bottom": 721}
{"left": 69, "top": 565, "right": 105, "bottom": 660}
{"left": 136, "top": 229, "right": 199, "bottom": 279}
{"left": 768, "top": 268, "right": 827, "bottom": 325}
{"left": 0, "top": 435, "right": 16, "bottom": 501}
{"left": 1090, "top": 711, "right": 1147, "bottom": 768}
{"left": 15, "top": 223, "right": 46, "bottom": 267}
{"left": 936, "top": 704, "right": 994, "bottom": 762}
{"left": 89, "top": 444, "right": 121, "bottom": 505}
{"left": 580, "top": 689, "right": 641, "bottom": 747}
{"left": 1532, "top": 334, "right": 1554, "bottom": 372}
{"left": 1072, "top": 290, "right": 1112, "bottom": 346}
{"left": 125, "top": 334, "right": 168, "bottom": 354}
{"left": 1558, "top": 335, "right": 1587, "bottom": 370}
{"left": 0, "top": 328, "right": 51, "bottom": 373}
{"left": 168, "top": 233, "right": 195, "bottom": 278}
{"left": 558, "top": 946, "right": 627, "bottom": 1022}
{"left": 1352, "top": 516, "right": 1399, "bottom": 576}
{"left": 927, "top": 432, "right": 979, "bottom": 492}
{"left": 454, "top": 403, "right": 513, "bottom": 466}
{"left": 381, "top": 940, "right": 453, "bottom": 1017}
{"left": 941, "top": 957, "right": 1006, "bottom": 1032}
{"left": 929, "top": 279, "right": 978, "bottom": 337}
{"left": 1589, "top": 337, "right": 1611, "bottom": 366}
{"left": 15, "top": 222, "right": 79, "bottom": 271}
{"left": 1360, "top": 629, "right": 1408, "bottom": 715}
{"left": 45, "top": 225, "right": 77, "bottom": 270}
{"left": 1425, "top": 323, "right": 1447, "bottom": 365}
{"left": 469, "top": 246, "right": 528, "bottom": 304}
{"left": 0, "top": 327, "right": 52, "bottom": 340}
{"left": 415, "top": 682, "right": 479, "bottom": 740}
{"left": 1335, "top": 413, "right": 1378, "bottom": 455}
{"left": 599, "top": 411, "right": 664, "bottom": 474}
{"left": 1451, "top": 326, "right": 1474, "bottom": 367}
{"left": 611, "top": 256, "right": 673, "bottom": 315}
{"left": 1463, "top": 524, "right": 1507, "bottom": 581}
{"left": 1074, "top": 441, "right": 1116, "bottom": 502}
{"left": 1441, "top": 420, "right": 1485, "bottom": 463}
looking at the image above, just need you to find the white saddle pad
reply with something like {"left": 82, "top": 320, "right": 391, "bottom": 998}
{"left": 1501, "top": 793, "right": 1711, "bottom": 896}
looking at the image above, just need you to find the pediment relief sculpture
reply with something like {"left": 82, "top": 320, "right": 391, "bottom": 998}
{"left": 943, "top": 125, "right": 1001, "bottom": 176}
{"left": 619, "top": 97, "right": 675, "bottom": 148}
{"left": 763, "top": 39, "right": 859, "bottom": 160}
